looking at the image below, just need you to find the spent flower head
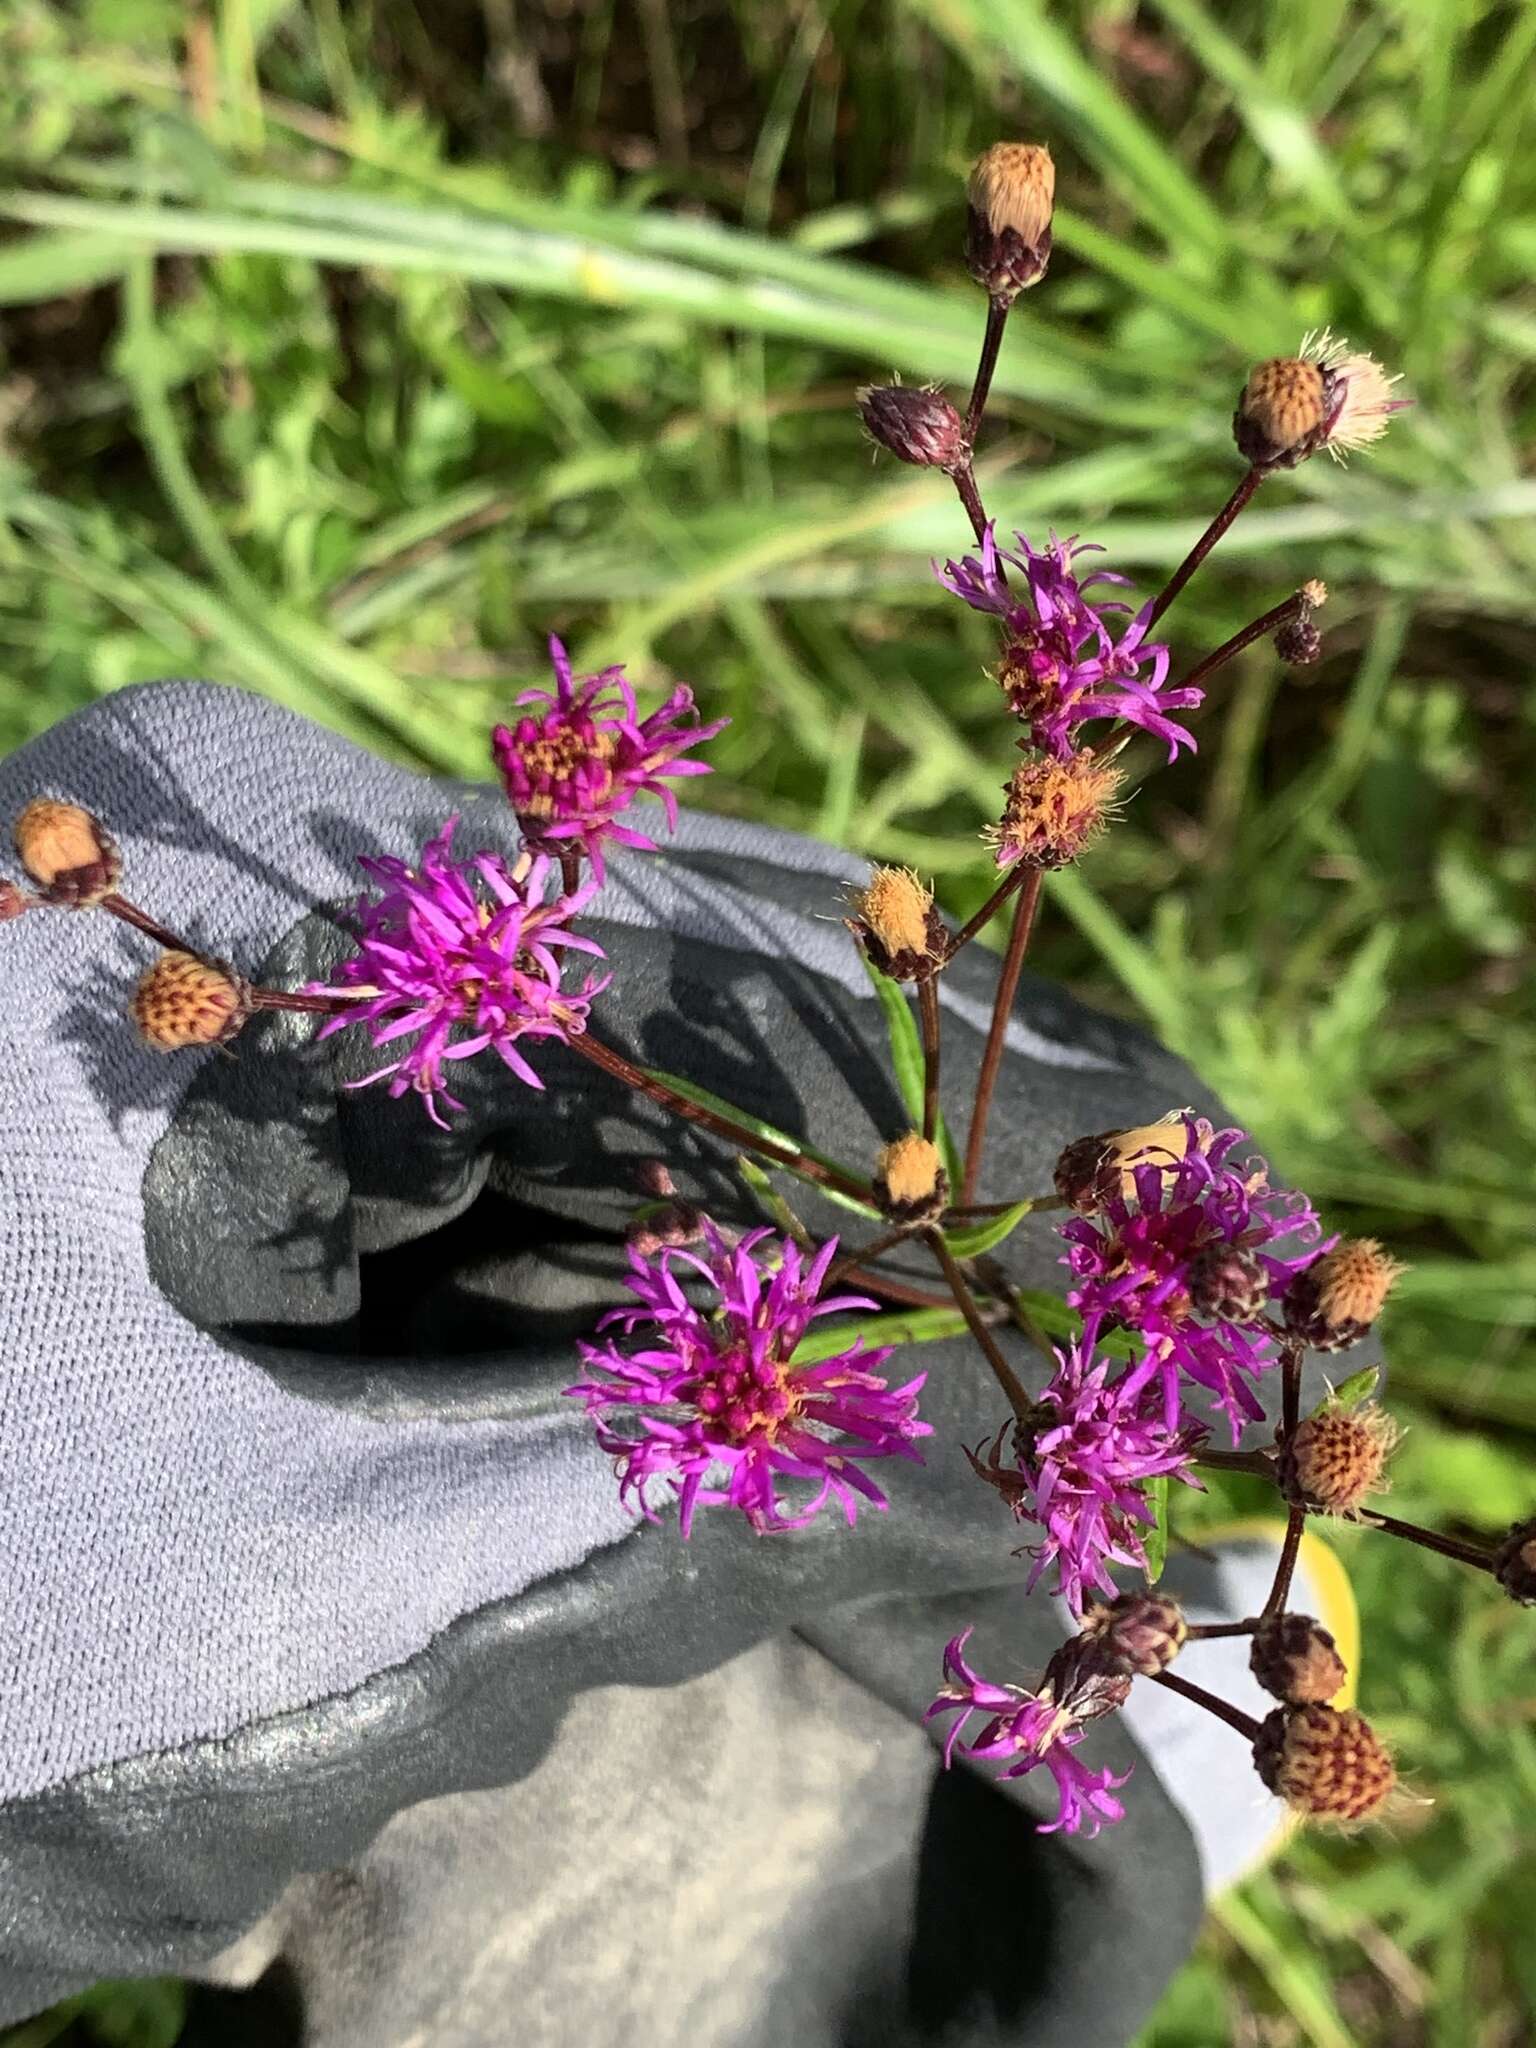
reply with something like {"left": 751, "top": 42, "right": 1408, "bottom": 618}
{"left": 491, "top": 636, "right": 726, "bottom": 878}
{"left": 1235, "top": 331, "right": 1406, "bottom": 469}
{"left": 309, "top": 819, "right": 607, "bottom": 1127}
{"left": 565, "top": 1221, "right": 930, "bottom": 1535}
{"left": 1061, "top": 1115, "right": 1328, "bottom": 1441}
{"left": 925, "top": 1627, "right": 1131, "bottom": 1836}
{"left": 938, "top": 528, "right": 1196, "bottom": 761}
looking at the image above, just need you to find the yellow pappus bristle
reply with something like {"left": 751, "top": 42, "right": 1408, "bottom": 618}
{"left": 876, "top": 1132, "right": 944, "bottom": 1209}
{"left": 1314, "top": 1239, "right": 1406, "bottom": 1329}
{"left": 854, "top": 866, "right": 933, "bottom": 959}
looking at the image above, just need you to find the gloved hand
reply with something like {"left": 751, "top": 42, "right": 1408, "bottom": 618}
{"left": 0, "top": 680, "right": 1347, "bottom": 2048}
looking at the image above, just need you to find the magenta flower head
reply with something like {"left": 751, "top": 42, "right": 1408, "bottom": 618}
{"left": 565, "top": 1221, "right": 931, "bottom": 1535}
{"left": 969, "top": 1319, "right": 1205, "bottom": 1614}
{"left": 491, "top": 637, "right": 727, "bottom": 879}
{"left": 1060, "top": 1115, "right": 1329, "bottom": 1442}
{"left": 937, "top": 527, "right": 1197, "bottom": 761}
{"left": 309, "top": 819, "right": 607, "bottom": 1127}
{"left": 925, "top": 1628, "right": 1132, "bottom": 1836}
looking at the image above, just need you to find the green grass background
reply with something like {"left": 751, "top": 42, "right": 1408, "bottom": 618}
{"left": 2, "top": 1, "right": 1534, "bottom": 2043}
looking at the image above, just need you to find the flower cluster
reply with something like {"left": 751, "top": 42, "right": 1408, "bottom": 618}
{"left": 492, "top": 636, "right": 725, "bottom": 879}
{"left": 309, "top": 821, "right": 607, "bottom": 1126}
{"left": 1060, "top": 1114, "right": 1327, "bottom": 1441}
{"left": 969, "top": 1317, "right": 1205, "bottom": 1614}
{"left": 565, "top": 1221, "right": 931, "bottom": 1535}
{"left": 925, "top": 1628, "right": 1132, "bottom": 1836}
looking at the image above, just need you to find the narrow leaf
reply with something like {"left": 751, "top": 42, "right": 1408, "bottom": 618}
{"left": 1142, "top": 1473, "right": 1171, "bottom": 1583}
{"left": 790, "top": 1306, "right": 970, "bottom": 1365}
{"left": 858, "top": 953, "right": 963, "bottom": 1186}
{"left": 1328, "top": 1364, "right": 1381, "bottom": 1412}
{"left": 941, "top": 1200, "right": 1038, "bottom": 1260}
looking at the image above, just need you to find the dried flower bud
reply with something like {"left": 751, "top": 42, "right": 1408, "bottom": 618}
{"left": 627, "top": 1200, "right": 704, "bottom": 1258}
{"left": 986, "top": 749, "right": 1121, "bottom": 872}
{"left": 1187, "top": 1242, "right": 1269, "bottom": 1325}
{"left": 13, "top": 798, "right": 122, "bottom": 908}
{"left": 1285, "top": 1239, "right": 1405, "bottom": 1351}
{"left": 130, "top": 951, "right": 252, "bottom": 1052}
{"left": 1253, "top": 1703, "right": 1395, "bottom": 1824}
{"left": 1235, "top": 334, "right": 1405, "bottom": 470}
{"left": 1286, "top": 1402, "right": 1399, "bottom": 1517}
{"left": 1492, "top": 1517, "right": 1536, "bottom": 1606}
{"left": 845, "top": 866, "right": 947, "bottom": 983}
{"left": 634, "top": 1158, "right": 678, "bottom": 1200}
{"left": 873, "top": 1132, "right": 948, "bottom": 1225}
{"left": 0, "top": 878, "right": 36, "bottom": 922}
{"left": 1081, "top": 1591, "right": 1187, "bottom": 1677}
{"left": 858, "top": 384, "right": 968, "bottom": 472}
{"left": 1051, "top": 1116, "right": 1191, "bottom": 1214}
{"left": 1249, "top": 1613, "right": 1348, "bottom": 1705}
{"left": 1276, "top": 616, "right": 1322, "bottom": 665}
{"left": 1039, "top": 1632, "right": 1133, "bottom": 1722}
{"left": 965, "top": 142, "right": 1055, "bottom": 300}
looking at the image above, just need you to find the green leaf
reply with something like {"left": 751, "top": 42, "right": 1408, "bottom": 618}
{"left": 941, "top": 1199, "right": 1038, "bottom": 1260}
{"left": 1141, "top": 1473, "right": 1171, "bottom": 1584}
{"left": 1328, "top": 1364, "right": 1381, "bottom": 1412}
{"left": 735, "top": 1155, "right": 809, "bottom": 1241}
{"left": 858, "top": 954, "right": 963, "bottom": 1188}
{"left": 790, "top": 1306, "right": 970, "bottom": 1366}
{"left": 644, "top": 1068, "right": 879, "bottom": 1219}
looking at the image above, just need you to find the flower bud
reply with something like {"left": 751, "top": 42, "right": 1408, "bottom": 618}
{"left": 1285, "top": 1239, "right": 1405, "bottom": 1351}
{"left": 1188, "top": 1242, "right": 1269, "bottom": 1325}
{"left": 1234, "top": 357, "right": 1329, "bottom": 469}
{"left": 0, "top": 878, "right": 36, "bottom": 922}
{"left": 1492, "top": 1517, "right": 1536, "bottom": 1606}
{"left": 1286, "top": 1402, "right": 1399, "bottom": 1517}
{"left": 1081, "top": 1591, "right": 1187, "bottom": 1677}
{"left": 1052, "top": 1117, "right": 1190, "bottom": 1214}
{"left": 986, "top": 750, "right": 1121, "bottom": 872}
{"left": 965, "top": 142, "right": 1055, "bottom": 300}
{"left": 634, "top": 1158, "right": 678, "bottom": 1199}
{"left": 1275, "top": 616, "right": 1322, "bottom": 665}
{"left": 13, "top": 799, "right": 122, "bottom": 908}
{"left": 857, "top": 384, "right": 968, "bottom": 472}
{"left": 845, "top": 866, "right": 947, "bottom": 983}
{"left": 873, "top": 1132, "right": 948, "bottom": 1226}
{"left": 1249, "top": 1613, "right": 1347, "bottom": 1705}
{"left": 1253, "top": 1703, "right": 1395, "bottom": 1824}
{"left": 130, "top": 951, "right": 252, "bottom": 1052}
{"left": 627, "top": 1201, "right": 704, "bottom": 1258}
{"left": 1039, "top": 1632, "right": 1133, "bottom": 1722}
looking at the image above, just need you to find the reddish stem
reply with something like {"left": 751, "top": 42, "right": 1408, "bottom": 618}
{"left": 1362, "top": 1512, "right": 1496, "bottom": 1573}
{"left": 926, "top": 1229, "right": 1034, "bottom": 1425}
{"left": 1146, "top": 468, "right": 1264, "bottom": 630}
{"left": 101, "top": 892, "right": 192, "bottom": 954}
{"left": 918, "top": 976, "right": 942, "bottom": 1143}
{"left": 1168, "top": 590, "right": 1308, "bottom": 699}
{"left": 961, "top": 867, "right": 1043, "bottom": 1204}
{"left": 947, "top": 862, "right": 1027, "bottom": 958}
{"left": 952, "top": 463, "right": 990, "bottom": 547}
{"left": 964, "top": 295, "right": 1011, "bottom": 443}
{"left": 1184, "top": 1619, "right": 1260, "bottom": 1642}
{"left": 1263, "top": 1503, "right": 1307, "bottom": 1619}
{"left": 1149, "top": 1667, "right": 1262, "bottom": 1742}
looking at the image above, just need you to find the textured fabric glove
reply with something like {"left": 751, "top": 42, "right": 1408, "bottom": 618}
{"left": 0, "top": 681, "right": 1331, "bottom": 2046}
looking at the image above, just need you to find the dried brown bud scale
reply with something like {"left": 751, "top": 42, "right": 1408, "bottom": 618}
{"left": 13, "top": 799, "right": 122, "bottom": 908}
{"left": 1492, "top": 1517, "right": 1536, "bottom": 1606}
{"left": 873, "top": 1133, "right": 948, "bottom": 1226}
{"left": 131, "top": 951, "right": 252, "bottom": 1052}
{"left": 858, "top": 384, "right": 968, "bottom": 472}
{"left": 965, "top": 143, "right": 1055, "bottom": 300}
{"left": 1285, "top": 1239, "right": 1405, "bottom": 1351}
{"left": 1081, "top": 1592, "right": 1187, "bottom": 1677}
{"left": 845, "top": 867, "right": 947, "bottom": 983}
{"left": 1253, "top": 1703, "right": 1395, "bottom": 1823}
{"left": 1275, "top": 616, "right": 1322, "bottom": 666}
{"left": 1286, "top": 1402, "right": 1399, "bottom": 1517}
{"left": 1249, "top": 1613, "right": 1348, "bottom": 1705}
{"left": 627, "top": 1201, "right": 704, "bottom": 1258}
{"left": 1052, "top": 1117, "right": 1190, "bottom": 1214}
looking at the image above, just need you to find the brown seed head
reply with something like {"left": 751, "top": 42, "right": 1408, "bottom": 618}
{"left": 873, "top": 1132, "right": 948, "bottom": 1226}
{"left": 858, "top": 383, "right": 968, "bottom": 472}
{"left": 627, "top": 1200, "right": 704, "bottom": 1258}
{"left": 1234, "top": 357, "right": 1328, "bottom": 469}
{"left": 986, "top": 749, "right": 1121, "bottom": 872}
{"left": 130, "top": 951, "right": 252, "bottom": 1052}
{"left": 965, "top": 143, "right": 1055, "bottom": 299}
{"left": 1188, "top": 1242, "right": 1270, "bottom": 1325}
{"left": 1081, "top": 1592, "right": 1188, "bottom": 1677}
{"left": 1249, "top": 1613, "right": 1348, "bottom": 1705}
{"left": 1275, "top": 615, "right": 1323, "bottom": 666}
{"left": 845, "top": 866, "right": 947, "bottom": 983}
{"left": 1287, "top": 1402, "right": 1399, "bottom": 1517}
{"left": 1285, "top": 1239, "right": 1405, "bottom": 1351}
{"left": 13, "top": 798, "right": 122, "bottom": 907}
{"left": 1492, "top": 1517, "right": 1536, "bottom": 1606}
{"left": 1253, "top": 1703, "right": 1396, "bottom": 1824}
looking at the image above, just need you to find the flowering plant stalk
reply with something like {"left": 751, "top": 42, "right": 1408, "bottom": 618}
{"left": 11, "top": 138, "right": 1528, "bottom": 1847}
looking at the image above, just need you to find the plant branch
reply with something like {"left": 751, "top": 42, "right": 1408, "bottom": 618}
{"left": 1146, "top": 468, "right": 1264, "bottom": 630}
{"left": 1184, "top": 1619, "right": 1261, "bottom": 1642}
{"left": 1168, "top": 590, "right": 1308, "bottom": 699}
{"left": 1361, "top": 1511, "right": 1496, "bottom": 1573}
{"left": 1149, "top": 1667, "right": 1262, "bottom": 1742}
{"left": 101, "top": 892, "right": 194, "bottom": 954}
{"left": 964, "top": 295, "right": 1011, "bottom": 442}
{"left": 951, "top": 463, "right": 990, "bottom": 547}
{"left": 926, "top": 1230, "right": 1034, "bottom": 1424}
{"left": 961, "top": 867, "right": 1044, "bottom": 1204}
{"left": 918, "top": 975, "right": 942, "bottom": 1143}
{"left": 1262, "top": 1503, "right": 1307, "bottom": 1618}
{"left": 947, "top": 862, "right": 1028, "bottom": 958}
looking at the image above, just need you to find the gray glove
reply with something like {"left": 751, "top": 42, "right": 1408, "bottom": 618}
{"left": 0, "top": 680, "right": 1331, "bottom": 2046}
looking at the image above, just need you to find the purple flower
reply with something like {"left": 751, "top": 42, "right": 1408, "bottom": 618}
{"left": 565, "top": 1221, "right": 930, "bottom": 1534}
{"left": 969, "top": 1320, "right": 1204, "bottom": 1614}
{"left": 936, "top": 527, "right": 1197, "bottom": 761}
{"left": 491, "top": 637, "right": 727, "bottom": 878}
{"left": 925, "top": 1629, "right": 1132, "bottom": 1836}
{"left": 1061, "top": 1116, "right": 1328, "bottom": 1442}
{"left": 309, "top": 820, "right": 607, "bottom": 1127}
